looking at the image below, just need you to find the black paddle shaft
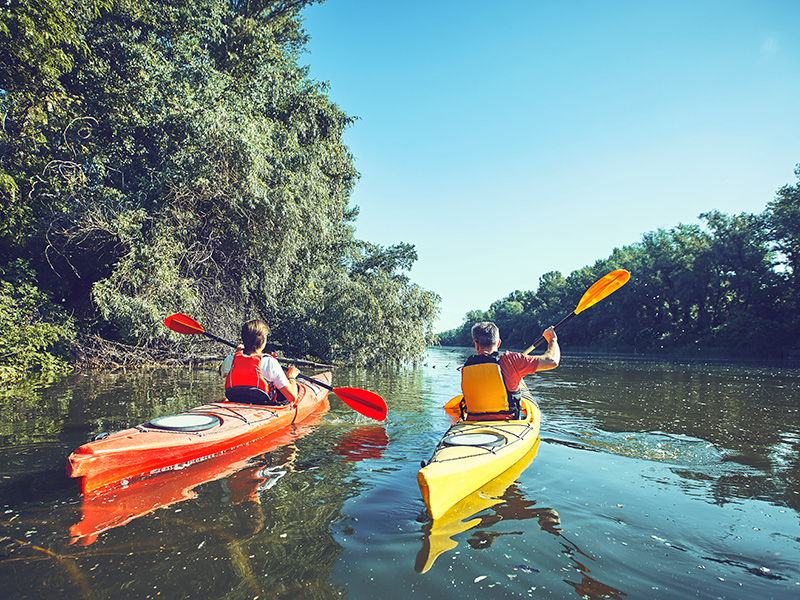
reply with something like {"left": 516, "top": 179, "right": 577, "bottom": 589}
{"left": 525, "top": 312, "right": 576, "bottom": 353}
{"left": 198, "top": 331, "right": 334, "bottom": 390}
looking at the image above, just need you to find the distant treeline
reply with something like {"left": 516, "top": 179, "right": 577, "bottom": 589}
{"left": 439, "top": 168, "right": 800, "bottom": 358}
{"left": 0, "top": 1, "right": 439, "bottom": 381}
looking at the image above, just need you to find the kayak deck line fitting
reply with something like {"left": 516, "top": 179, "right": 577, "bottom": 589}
{"left": 426, "top": 421, "right": 538, "bottom": 464}
{"left": 132, "top": 404, "right": 286, "bottom": 436}
{"left": 428, "top": 421, "right": 538, "bottom": 464}
{"left": 197, "top": 402, "right": 262, "bottom": 425}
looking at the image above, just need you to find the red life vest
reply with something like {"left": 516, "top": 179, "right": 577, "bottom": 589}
{"left": 225, "top": 351, "right": 269, "bottom": 392}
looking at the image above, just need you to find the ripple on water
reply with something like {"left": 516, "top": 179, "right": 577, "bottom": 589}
{"left": 545, "top": 426, "right": 728, "bottom": 465}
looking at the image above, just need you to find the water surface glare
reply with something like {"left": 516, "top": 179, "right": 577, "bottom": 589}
{"left": 1, "top": 347, "right": 799, "bottom": 599}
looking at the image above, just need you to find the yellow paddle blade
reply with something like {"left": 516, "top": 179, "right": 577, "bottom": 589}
{"left": 574, "top": 269, "right": 630, "bottom": 315}
{"left": 520, "top": 269, "right": 630, "bottom": 355}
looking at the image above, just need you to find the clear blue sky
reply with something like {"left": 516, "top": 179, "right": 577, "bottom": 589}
{"left": 301, "top": 0, "right": 800, "bottom": 332}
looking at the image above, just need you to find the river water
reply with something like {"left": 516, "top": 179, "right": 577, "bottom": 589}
{"left": 1, "top": 346, "right": 799, "bottom": 599}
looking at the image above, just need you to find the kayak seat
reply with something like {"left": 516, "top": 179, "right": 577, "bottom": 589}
{"left": 461, "top": 362, "right": 516, "bottom": 420}
{"left": 224, "top": 386, "right": 290, "bottom": 406}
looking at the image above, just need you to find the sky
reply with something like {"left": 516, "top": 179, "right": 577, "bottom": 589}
{"left": 301, "top": 0, "right": 800, "bottom": 332}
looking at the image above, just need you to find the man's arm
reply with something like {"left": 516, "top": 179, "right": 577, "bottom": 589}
{"left": 536, "top": 326, "right": 560, "bottom": 371}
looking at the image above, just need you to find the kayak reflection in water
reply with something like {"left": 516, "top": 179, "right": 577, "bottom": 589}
{"left": 466, "top": 494, "right": 626, "bottom": 600}
{"left": 467, "top": 506, "right": 562, "bottom": 549}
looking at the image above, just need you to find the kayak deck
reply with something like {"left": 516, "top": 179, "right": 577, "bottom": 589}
{"left": 67, "top": 372, "right": 331, "bottom": 495}
{"left": 417, "top": 396, "right": 541, "bottom": 520}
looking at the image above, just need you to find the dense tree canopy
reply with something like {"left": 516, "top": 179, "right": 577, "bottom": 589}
{"left": 440, "top": 172, "right": 800, "bottom": 359}
{"left": 0, "top": 0, "right": 439, "bottom": 380}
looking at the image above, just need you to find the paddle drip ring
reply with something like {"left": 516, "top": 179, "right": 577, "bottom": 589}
{"left": 443, "top": 432, "right": 506, "bottom": 447}
{"left": 147, "top": 413, "right": 222, "bottom": 432}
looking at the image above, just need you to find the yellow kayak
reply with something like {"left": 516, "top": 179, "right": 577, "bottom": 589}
{"left": 415, "top": 438, "right": 541, "bottom": 573}
{"left": 417, "top": 396, "right": 541, "bottom": 520}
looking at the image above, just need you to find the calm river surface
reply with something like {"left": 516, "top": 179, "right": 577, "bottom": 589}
{"left": 1, "top": 346, "right": 799, "bottom": 599}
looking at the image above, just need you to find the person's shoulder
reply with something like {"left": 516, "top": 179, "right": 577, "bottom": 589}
{"left": 501, "top": 351, "right": 537, "bottom": 364}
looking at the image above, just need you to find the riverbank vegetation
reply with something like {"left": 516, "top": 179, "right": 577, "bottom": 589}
{"left": 0, "top": 0, "right": 439, "bottom": 382}
{"left": 439, "top": 167, "right": 800, "bottom": 359}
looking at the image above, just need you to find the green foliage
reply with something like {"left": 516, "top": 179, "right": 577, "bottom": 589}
{"left": 271, "top": 241, "right": 439, "bottom": 365}
{"left": 766, "top": 165, "right": 800, "bottom": 281}
{"left": 1, "top": 0, "right": 438, "bottom": 367}
{"left": 440, "top": 179, "right": 800, "bottom": 358}
{"left": 0, "top": 263, "right": 75, "bottom": 382}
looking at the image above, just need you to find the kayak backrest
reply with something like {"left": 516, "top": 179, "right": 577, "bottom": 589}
{"left": 225, "top": 386, "right": 290, "bottom": 406}
{"left": 460, "top": 363, "right": 510, "bottom": 415}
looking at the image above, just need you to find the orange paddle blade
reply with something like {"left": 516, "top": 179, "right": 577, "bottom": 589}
{"left": 163, "top": 313, "right": 206, "bottom": 335}
{"left": 335, "top": 388, "right": 388, "bottom": 422}
{"left": 443, "top": 395, "right": 462, "bottom": 418}
{"left": 574, "top": 269, "right": 630, "bottom": 315}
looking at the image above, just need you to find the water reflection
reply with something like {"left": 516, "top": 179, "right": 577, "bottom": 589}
{"left": 332, "top": 426, "right": 389, "bottom": 462}
{"left": 414, "top": 435, "right": 629, "bottom": 599}
{"left": 70, "top": 425, "right": 314, "bottom": 545}
{"left": 1, "top": 435, "right": 359, "bottom": 599}
{"left": 0, "top": 364, "right": 388, "bottom": 599}
{"left": 2, "top": 350, "right": 799, "bottom": 599}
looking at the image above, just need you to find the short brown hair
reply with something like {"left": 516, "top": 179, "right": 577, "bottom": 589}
{"left": 241, "top": 320, "right": 270, "bottom": 354}
{"left": 471, "top": 322, "right": 500, "bottom": 350}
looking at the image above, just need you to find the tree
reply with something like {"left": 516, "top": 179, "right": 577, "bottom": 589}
{"left": 764, "top": 164, "right": 800, "bottom": 346}
{"left": 0, "top": 0, "right": 108, "bottom": 256}
{"left": 441, "top": 167, "right": 799, "bottom": 358}
{"left": 0, "top": 261, "right": 74, "bottom": 381}
{"left": 1, "top": 0, "right": 439, "bottom": 368}
{"left": 766, "top": 165, "right": 800, "bottom": 280}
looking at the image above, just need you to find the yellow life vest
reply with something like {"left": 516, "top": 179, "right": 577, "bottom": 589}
{"left": 460, "top": 354, "right": 519, "bottom": 420}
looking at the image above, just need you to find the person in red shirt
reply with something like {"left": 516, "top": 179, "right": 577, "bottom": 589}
{"left": 461, "top": 321, "right": 559, "bottom": 419}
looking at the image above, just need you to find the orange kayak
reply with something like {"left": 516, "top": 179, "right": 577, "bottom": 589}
{"left": 70, "top": 413, "right": 324, "bottom": 545}
{"left": 67, "top": 372, "right": 332, "bottom": 495}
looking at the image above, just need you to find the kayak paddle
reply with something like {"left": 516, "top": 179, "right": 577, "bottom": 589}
{"left": 521, "top": 268, "right": 631, "bottom": 355}
{"left": 443, "top": 268, "right": 630, "bottom": 411}
{"left": 163, "top": 313, "right": 388, "bottom": 421}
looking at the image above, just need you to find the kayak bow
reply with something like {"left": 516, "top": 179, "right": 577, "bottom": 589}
{"left": 417, "top": 396, "right": 541, "bottom": 520}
